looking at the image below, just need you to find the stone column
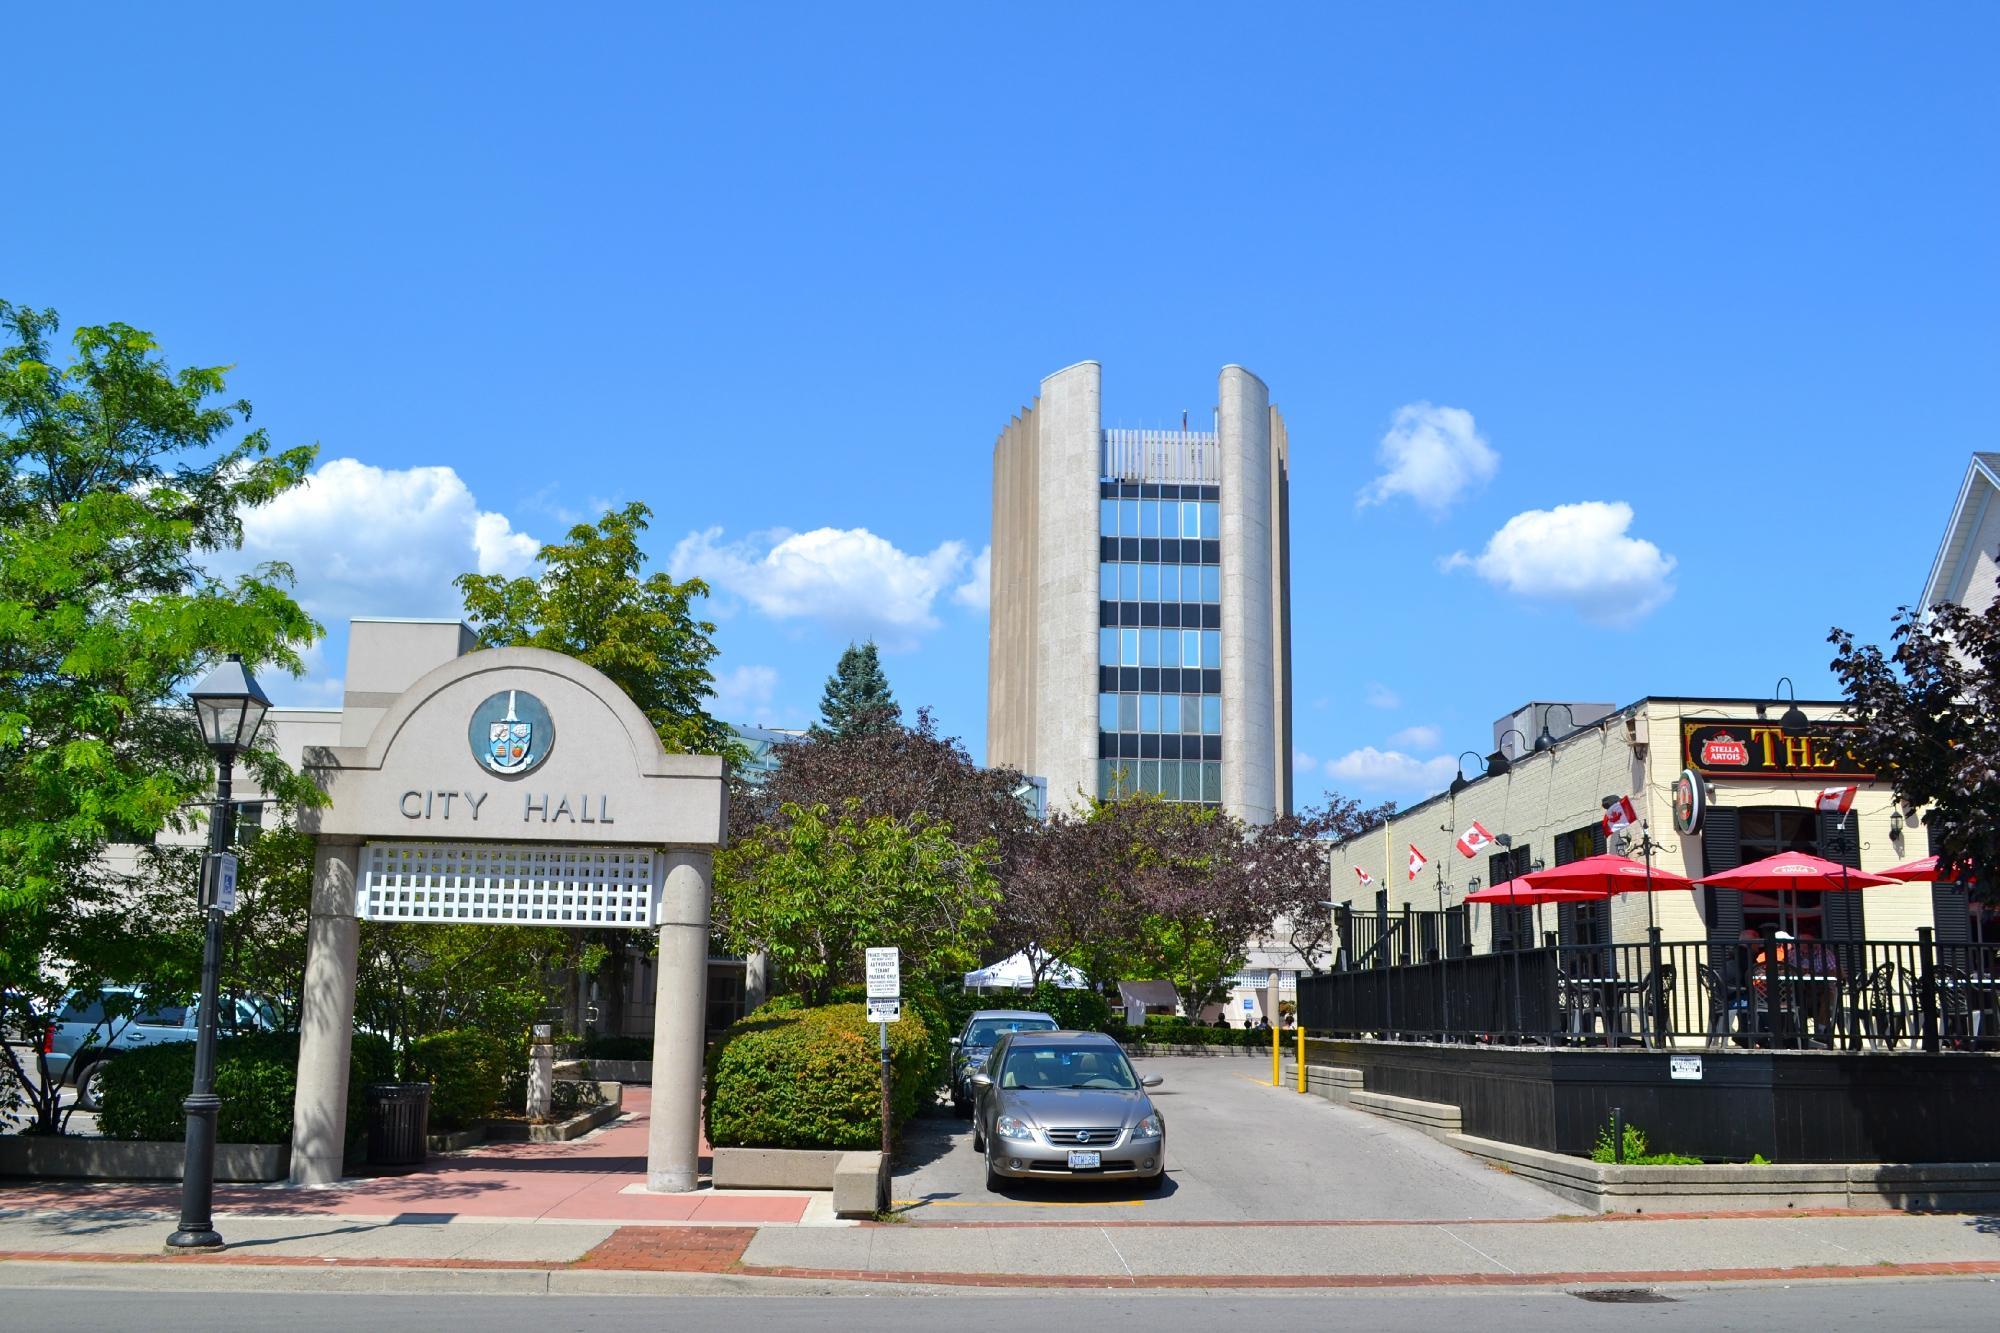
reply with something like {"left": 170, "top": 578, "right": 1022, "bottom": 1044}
{"left": 647, "top": 849, "right": 712, "bottom": 1192}
{"left": 289, "top": 839, "right": 361, "bottom": 1186}
{"left": 744, "top": 949, "right": 770, "bottom": 1014}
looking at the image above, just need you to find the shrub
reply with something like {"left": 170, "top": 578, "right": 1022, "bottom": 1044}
{"left": 405, "top": 1029, "right": 512, "bottom": 1131}
{"left": 99, "top": 1032, "right": 393, "bottom": 1146}
{"left": 1589, "top": 1117, "right": 1702, "bottom": 1166}
{"left": 706, "top": 1002, "right": 930, "bottom": 1149}
{"left": 575, "top": 1035, "right": 652, "bottom": 1061}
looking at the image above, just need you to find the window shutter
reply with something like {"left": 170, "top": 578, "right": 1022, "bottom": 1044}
{"left": 1817, "top": 810, "right": 1866, "bottom": 943}
{"left": 1703, "top": 806, "right": 1744, "bottom": 965}
{"left": 1933, "top": 883, "right": 1973, "bottom": 945}
{"left": 1557, "top": 902, "right": 1578, "bottom": 946}
{"left": 1590, "top": 824, "right": 1608, "bottom": 857}
{"left": 1554, "top": 834, "right": 1576, "bottom": 868}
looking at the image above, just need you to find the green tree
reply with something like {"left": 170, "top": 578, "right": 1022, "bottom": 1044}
{"left": 0, "top": 301, "right": 319, "bottom": 912}
{"left": 0, "top": 300, "right": 320, "bottom": 1130}
{"left": 714, "top": 801, "right": 999, "bottom": 1006}
{"left": 455, "top": 502, "right": 731, "bottom": 756}
{"left": 814, "top": 641, "right": 899, "bottom": 739}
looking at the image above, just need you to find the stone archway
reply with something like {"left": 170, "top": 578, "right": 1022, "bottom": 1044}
{"left": 287, "top": 647, "right": 725, "bottom": 1191}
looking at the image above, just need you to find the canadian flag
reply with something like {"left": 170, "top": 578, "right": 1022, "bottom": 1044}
{"left": 1407, "top": 845, "right": 1428, "bottom": 880}
{"left": 1602, "top": 795, "right": 1639, "bottom": 836}
{"left": 1815, "top": 785, "right": 1858, "bottom": 815}
{"left": 1354, "top": 866, "right": 1374, "bottom": 888}
{"left": 1456, "top": 821, "right": 1495, "bottom": 858}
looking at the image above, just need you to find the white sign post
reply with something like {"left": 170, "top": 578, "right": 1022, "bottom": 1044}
{"left": 864, "top": 946, "right": 900, "bottom": 1207}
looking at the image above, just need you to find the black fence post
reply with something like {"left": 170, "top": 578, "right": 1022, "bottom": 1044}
{"left": 1647, "top": 927, "right": 1666, "bottom": 1049}
{"left": 1336, "top": 905, "right": 1353, "bottom": 973}
{"left": 1918, "top": 926, "right": 1940, "bottom": 1055}
{"left": 1611, "top": 1106, "right": 1625, "bottom": 1164}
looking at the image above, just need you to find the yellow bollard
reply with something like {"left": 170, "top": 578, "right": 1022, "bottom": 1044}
{"left": 1296, "top": 1025, "right": 1306, "bottom": 1093}
{"left": 1271, "top": 1020, "right": 1281, "bottom": 1086}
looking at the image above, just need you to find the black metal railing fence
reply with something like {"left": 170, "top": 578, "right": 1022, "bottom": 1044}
{"left": 1296, "top": 930, "right": 2000, "bottom": 1053}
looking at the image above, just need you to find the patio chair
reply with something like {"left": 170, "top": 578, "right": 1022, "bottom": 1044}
{"left": 1620, "top": 962, "right": 1675, "bottom": 1047}
{"left": 1694, "top": 964, "right": 1747, "bottom": 1049}
{"left": 1934, "top": 964, "right": 1977, "bottom": 1047}
{"left": 1855, "top": 962, "right": 1904, "bottom": 1050}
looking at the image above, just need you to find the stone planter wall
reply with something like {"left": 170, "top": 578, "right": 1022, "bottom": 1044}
{"left": 0, "top": 1136, "right": 290, "bottom": 1183}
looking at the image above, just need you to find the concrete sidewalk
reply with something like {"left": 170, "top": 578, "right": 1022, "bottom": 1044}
{"left": 4, "top": 1205, "right": 2000, "bottom": 1290}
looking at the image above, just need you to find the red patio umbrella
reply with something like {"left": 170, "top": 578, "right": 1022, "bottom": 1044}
{"left": 1465, "top": 880, "right": 1608, "bottom": 906}
{"left": 1697, "top": 852, "right": 1897, "bottom": 892}
{"left": 1522, "top": 853, "right": 1695, "bottom": 895}
{"left": 1880, "top": 855, "right": 1963, "bottom": 884}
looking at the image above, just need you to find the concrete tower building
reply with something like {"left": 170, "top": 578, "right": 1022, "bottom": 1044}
{"left": 987, "top": 361, "right": 1292, "bottom": 824}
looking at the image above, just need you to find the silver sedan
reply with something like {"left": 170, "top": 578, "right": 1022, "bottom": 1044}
{"left": 970, "top": 1030, "right": 1165, "bottom": 1191}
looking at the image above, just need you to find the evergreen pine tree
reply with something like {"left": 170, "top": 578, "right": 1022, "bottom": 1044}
{"left": 816, "top": 641, "right": 901, "bottom": 738}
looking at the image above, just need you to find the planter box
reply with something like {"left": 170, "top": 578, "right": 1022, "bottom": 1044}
{"left": 1303, "top": 1061, "right": 2000, "bottom": 1214}
{"left": 482, "top": 1083, "right": 622, "bottom": 1144}
{"left": 427, "top": 1127, "right": 486, "bottom": 1153}
{"left": 586, "top": 1059, "right": 651, "bottom": 1084}
{"left": 711, "top": 1145, "right": 884, "bottom": 1217}
{"left": 0, "top": 1136, "right": 289, "bottom": 1183}
{"left": 1122, "top": 1042, "right": 1268, "bottom": 1057}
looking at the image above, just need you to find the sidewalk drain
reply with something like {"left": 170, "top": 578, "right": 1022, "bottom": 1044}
{"left": 1572, "top": 1289, "right": 1675, "bottom": 1304}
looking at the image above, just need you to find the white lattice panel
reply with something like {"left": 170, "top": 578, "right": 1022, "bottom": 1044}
{"left": 359, "top": 843, "right": 661, "bottom": 928}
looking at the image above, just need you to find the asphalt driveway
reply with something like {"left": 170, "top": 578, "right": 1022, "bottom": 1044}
{"left": 891, "top": 1054, "right": 1575, "bottom": 1222}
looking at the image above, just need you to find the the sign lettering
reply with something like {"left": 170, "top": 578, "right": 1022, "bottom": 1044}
{"left": 1681, "top": 720, "right": 1874, "bottom": 781}
{"left": 398, "top": 790, "right": 610, "bottom": 824}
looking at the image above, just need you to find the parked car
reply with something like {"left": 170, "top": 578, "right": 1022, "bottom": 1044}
{"left": 949, "top": 1009, "right": 1058, "bottom": 1115}
{"left": 43, "top": 987, "right": 279, "bottom": 1109}
{"left": 969, "top": 1029, "right": 1166, "bottom": 1191}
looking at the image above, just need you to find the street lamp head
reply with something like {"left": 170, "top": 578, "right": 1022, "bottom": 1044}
{"left": 189, "top": 654, "right": 271, "bottom": 757}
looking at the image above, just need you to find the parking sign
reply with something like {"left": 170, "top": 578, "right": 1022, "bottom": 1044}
{"left": 864, "top": 947, "right": 900, "bottom": 1000}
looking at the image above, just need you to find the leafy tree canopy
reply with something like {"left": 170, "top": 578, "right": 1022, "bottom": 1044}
{"left": 714, "top": 800, "right": 1000, "bottom": 1007}
{"left": 455, "top": 502, "right": 731, "bottom": 757}
{"left": 1831, "top": 598, "right": 2000, "bottom": 892}
{"left": 0, "top": 300, "right": 319, "bottom": 912}
{"left": 814, "top": 640, "right": 899, "bottom": 740}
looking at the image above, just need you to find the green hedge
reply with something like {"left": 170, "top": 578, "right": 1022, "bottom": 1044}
{"left": 938, "top": 984, "right": 1114, "bottom": 1037}
{"left": 1106, "top": 1019, "right": 1266, "bottom": 1048}
{"left": 405, "top": 1029, "right": 511, "bottom": 1131}
{"left": 574, "top": 1034, "right": 653, "bottom": 1061}
{"left": 98, "top": 1032, "right": 394, "bottom": 1146}
{"left": 706, "top": 1002, "right": 930, "bottom": 1149}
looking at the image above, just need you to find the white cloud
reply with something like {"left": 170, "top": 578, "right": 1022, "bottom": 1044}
{"left": 710, "top": 664, "right": 779, "bottom": 724}
{"left": 1365, "top": 682, "right": 1402, "bottom": 710}
{"left": 952, "top": 546, "right": 991, "bottom": 611}
{"left": 1389, "top": 724, "right": 1441, "bottom": 751}
{"left": 233, "top": 458, "right": 540, "bottom": 601}
{"left": 1357, "top": 402, "right": 1499, "bottom": 516}
{"left": 1444, "top": 500, "right": 1676, "bottom": 626}
{"left": 670, "top": 526, "right": 971, "bottom": 646}
{"left": 208, "top": 458, "right": 541, "bottom": 701}
{"left": 1326, "top": 747, "right": 1459, "bottom": 794}
{"left": 1293, "top": 748, "right": 1318, "bottom": 772}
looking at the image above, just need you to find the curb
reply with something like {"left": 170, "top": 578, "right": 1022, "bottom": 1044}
{"left": 6, "top": 1248, "right": 2000, "bottom": 1292}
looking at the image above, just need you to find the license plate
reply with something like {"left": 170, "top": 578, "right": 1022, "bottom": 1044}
{"left": 1067, "top": 1150, "right": 1101, "bottom": 1170}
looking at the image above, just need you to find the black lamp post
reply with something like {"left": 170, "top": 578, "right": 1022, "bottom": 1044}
{"left": 166, "top": 655, "right": 269, "bottom": 1251}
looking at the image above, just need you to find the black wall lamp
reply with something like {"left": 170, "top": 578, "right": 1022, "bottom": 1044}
{"left": 1534, "top": 704, "right": 1577, "bottom": 752}
{"left": 1450, "top": 750, "right": 1487, "bottom": 796}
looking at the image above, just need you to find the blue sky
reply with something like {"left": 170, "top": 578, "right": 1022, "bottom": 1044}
{"left": 10, "top": 4, "right": 1995, "bottom": 808}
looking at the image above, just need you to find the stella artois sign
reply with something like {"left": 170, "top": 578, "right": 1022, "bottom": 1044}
{"left": 1680, "top": 720, "right": 1873, "bottom": 781}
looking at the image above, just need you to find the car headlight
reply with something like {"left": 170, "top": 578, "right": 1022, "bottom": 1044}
{"left": 995, "top": 1114, "right": 1037, "bottom": 1142}
{"left": 1132, "top": 1114, "right": 1163, "bottom": 1139}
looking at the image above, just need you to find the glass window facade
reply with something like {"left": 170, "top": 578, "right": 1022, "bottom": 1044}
{"left": 1095, "top": 478, "right": 1223, "bottom": 806}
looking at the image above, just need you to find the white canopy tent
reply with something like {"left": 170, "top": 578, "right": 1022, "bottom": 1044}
{"left": 962, "top": 948, "right": 1087, "bottom": 992}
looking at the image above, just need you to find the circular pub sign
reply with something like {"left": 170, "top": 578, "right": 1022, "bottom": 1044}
{"left": 1672, "top": 768, "right": 1707, "bottom": 836}
{"left": 468, "top": 689, "right": 556, "bottom": 776}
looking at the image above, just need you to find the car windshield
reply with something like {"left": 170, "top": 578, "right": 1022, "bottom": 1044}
{"left": 965, "top": 1018, "right": 1057, "bottom": 1047}
{"left": 998, "top": 1045, "right": 1138, "bottom": 1091}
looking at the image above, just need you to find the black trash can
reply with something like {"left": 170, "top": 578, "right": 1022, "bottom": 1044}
{"left": 365, "top": 1082, "right": 432, "bottom": 1166}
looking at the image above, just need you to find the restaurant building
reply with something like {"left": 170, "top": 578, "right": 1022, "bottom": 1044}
{"left": 1321, "top": 695, "right": 1978, "bottom": 960}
